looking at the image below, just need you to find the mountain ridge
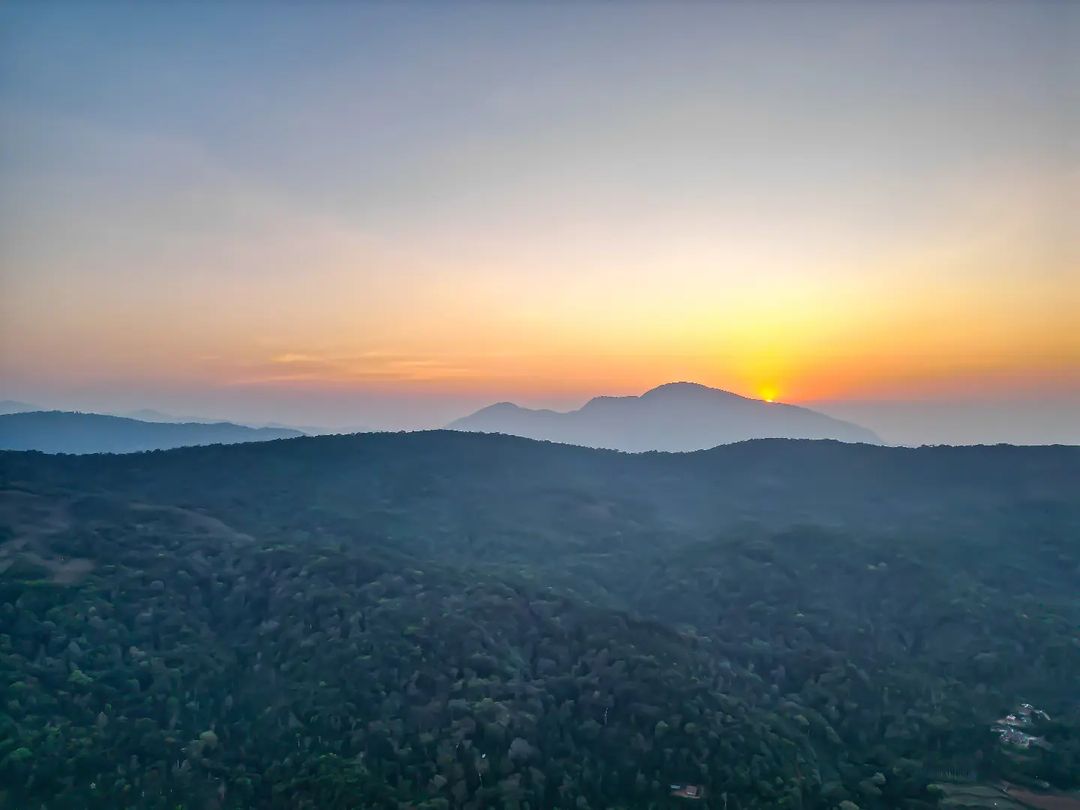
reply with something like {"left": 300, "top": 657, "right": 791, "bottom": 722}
{"left": 0, "top": 410, "right": 303, "bottom": 454}
{"left": 449, "top": 381, "right": 881, "bottom": 450}
{"left": 0, "top": 399, "right": 39, "bottom": 416}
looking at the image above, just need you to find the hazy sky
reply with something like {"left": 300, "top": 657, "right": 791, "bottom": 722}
{"left": 1, "top": 2, "right": 1077, "bottom": 438}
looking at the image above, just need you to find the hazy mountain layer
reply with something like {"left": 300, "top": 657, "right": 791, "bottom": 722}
{"left": 449, "top": 382, "right": 881, "bottom": 451}
{"left": 0, "top": 411, "right": 302, "bottom": 454}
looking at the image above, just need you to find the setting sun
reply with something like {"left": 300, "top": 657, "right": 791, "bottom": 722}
{"left": 760, "top": 387, "right": 779, "bottom": 403}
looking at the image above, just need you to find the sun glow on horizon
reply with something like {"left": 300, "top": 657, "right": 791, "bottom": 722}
{"left": 1, "top": 2, "right": 1076, "bottom": 426}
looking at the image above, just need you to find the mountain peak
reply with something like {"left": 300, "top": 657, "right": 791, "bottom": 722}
{"left": 640, "top": 381, "right": 747, "bottom": 401}
{"left": 449, "top": 382, "right": 881, "bottom": 451}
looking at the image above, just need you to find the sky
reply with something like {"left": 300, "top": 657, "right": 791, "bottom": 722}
{"left": 1, "top": 2, "right": 1077, "bottom": 441}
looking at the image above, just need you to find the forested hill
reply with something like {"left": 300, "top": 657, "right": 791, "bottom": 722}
{"left": 3, "top": 431, "right": 1075, "bottom": 537}
{"left": 0, "top": 410, "right": 302, "bottom": 454}
{"left": 1, "top": 433, "right": 1078, "bottom": 809}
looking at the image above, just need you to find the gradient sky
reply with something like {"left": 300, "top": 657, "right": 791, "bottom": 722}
{"left": 1, "top": 2, "right": 1077, "bottom": 438}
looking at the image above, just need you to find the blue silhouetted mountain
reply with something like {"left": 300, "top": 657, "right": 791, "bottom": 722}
{"left": 0, "top": 411, "right": 303, "bottom": 454}
{"left": 120, "top": 408, "right": 367, "bottom": 436}
{"left": 448, "top": 382, "right": 880, "bottom": 451}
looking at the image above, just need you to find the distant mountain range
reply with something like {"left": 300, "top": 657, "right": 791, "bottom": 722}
{"left": 0, "top": 411, "right": 303, "bottom": 454}
{"left": 122, "top": 408, "right": 225, "bottom": 425}
{"left": 121, "top": 408, "right": 370, "bottom": 436}
{"left": 448, "top": 381, "right": 881, "bottom": 451}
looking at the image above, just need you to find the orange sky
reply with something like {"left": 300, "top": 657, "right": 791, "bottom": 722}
{"left": 1, "top": 3, "right": 1077, "bottom": 423}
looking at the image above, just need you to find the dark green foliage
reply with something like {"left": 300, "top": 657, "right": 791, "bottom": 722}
{"left": 1, "top": 432, "right": 1078, "bottom": 808}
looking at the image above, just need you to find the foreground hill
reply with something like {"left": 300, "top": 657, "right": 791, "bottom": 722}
{"left": 1, "top": 432, "right": 1078, "bottom": 808}
{"left": 0, "top": 411, "right": 302, "bottom": 454}
{"left": 448, "top": 382, "right": 881, "bottom": 451}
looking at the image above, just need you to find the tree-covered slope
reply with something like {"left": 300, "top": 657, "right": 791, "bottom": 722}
{"left": 1, "top": 433, "right": 1078, "bottom": 809}
{"left": 0, "top": 492, "right": 829, "bottom": 809}
{"left": 3, "top": 431, "right": 1075, "bottom": 557}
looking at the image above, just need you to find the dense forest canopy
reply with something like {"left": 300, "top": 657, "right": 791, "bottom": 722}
{"left": 1, "top": 432, "right": 1078, "bottom": 809}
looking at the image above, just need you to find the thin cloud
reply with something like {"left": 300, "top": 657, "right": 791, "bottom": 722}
{"left": 231, "top": 351, "right": 481, "bottom": 385}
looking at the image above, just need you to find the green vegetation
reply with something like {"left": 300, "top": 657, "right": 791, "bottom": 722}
{"left": 1, "top": 432, "right": 1078, "bottom": 808}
